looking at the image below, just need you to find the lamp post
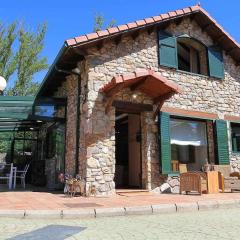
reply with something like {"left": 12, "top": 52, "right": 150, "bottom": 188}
{"left": 0, "top": 76, "right": 7, "bottom": 95}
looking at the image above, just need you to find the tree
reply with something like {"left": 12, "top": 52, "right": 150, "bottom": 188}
{"left": 0, "top": 22, "right": 48, "bottom": 96}
{"left": 8, "top": 23, "right": 48, "bottom": 96}
{"left": 0, "top": 22, "right": 17, "bottom": 81}
{"left": 93, "top": 13, "right": 116, "bottom": 32}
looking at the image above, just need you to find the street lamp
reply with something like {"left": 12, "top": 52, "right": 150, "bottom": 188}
{"left": 0, "top": 76, "right": 7, "bottom": 95}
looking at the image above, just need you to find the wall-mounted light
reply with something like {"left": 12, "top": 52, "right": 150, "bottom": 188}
{"left": 0, "top": 76, "right": 7, "bottom": 95}
{"left": 30, "top": 127, "right": 34, "bottom": 130}
{"left": 132, "top": 94, "right": 138, "bottom": 99}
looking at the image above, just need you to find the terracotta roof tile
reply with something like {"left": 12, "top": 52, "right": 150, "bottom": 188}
{"left": 122, "top": 73, "right": 137, "bottom": 81}
{"left": 190, "top": 5, "right": 201, "bottom": 12}
{"left": 64, "top": 4, "right": 240, "bottom": 62}
{"left": 135, "top": 69, "right": 149, "bottom": 78}
{"left": 160, "top": 13, "right": 169, "bottom": 20}
{"left": 75, "top": 35, "right": 88, "bottom": 43}
{"left": 183, "top": 7, "right": 191, "bottom": 14}
{"left": 118, "top": 25, "right": 128, "bottom": 31}
{"left": 86, "top": 32, "right": 98, "bottom": 40}
{"left": 66, "top": 38, "right": 76, "bottom": 46}
{"left": 101, "top": 69, "right": 181, "bottom": 95}
{"left": 108, "top": 27, "right": 119, "bottom": 34}
{"left": 136, "top": 20, "right": 146, "bottom": 26}
{"left": 144, "top": 18, "right": 154, "bottom": 24}
{"left": 153, "top": 15, "right": 162, "bottom": 21}
{"left": 97, "top": 30, "right": 109, "bottom": 37}
{"left": 176, "top": 9, "right": 184, "bottom": 15}
{"left": 169, "top": 11, "right": 177, "bottom": 17}
{"left": 127, "top": 22, "right": 138, "bottom": 29}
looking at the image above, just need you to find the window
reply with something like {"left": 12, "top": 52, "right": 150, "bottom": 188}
{"left": 177, "top": 37, "right": 208, "bottom": 75}
{"left": 231, "top": 123, "right": 240, "bottom": 152}
{"left": 158, "top": 31, "right": 225, "bottom": 79}
{"left": 170, "top": 118, "right": 208, "bottom": 171}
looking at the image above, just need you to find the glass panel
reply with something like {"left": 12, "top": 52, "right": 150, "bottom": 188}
{"left": 34, "top": 105, "right": 66, "bottom": 119}
{"left": 231, "top": 123, "right": 240, "bottom": 152}
{"left": 34, "top": 105, "right": 55, "bottom": 118}
{"left": 170, "top": 118, "right": 208, "bottom": 171}
{"left": 55, "top": 124, "right": 65, "bottom": 183}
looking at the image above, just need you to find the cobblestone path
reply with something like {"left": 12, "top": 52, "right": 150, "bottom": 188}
{"left": 1, "top": 208, "right": 240, "bottom": 240}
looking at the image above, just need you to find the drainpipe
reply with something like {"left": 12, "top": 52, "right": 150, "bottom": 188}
{"left": 55, "top": 66, "right": 82, "bottom": 176}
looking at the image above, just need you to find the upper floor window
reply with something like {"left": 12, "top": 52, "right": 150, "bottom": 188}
{"left": 177, "top": 37, "right": 208, "bottom": 76}
{"left": 158, "top": 31, "right": 224, "bottom": 79}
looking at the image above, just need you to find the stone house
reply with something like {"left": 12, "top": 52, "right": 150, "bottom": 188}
{"left": 36, "top": 4, "right": 240, "bottom": 195}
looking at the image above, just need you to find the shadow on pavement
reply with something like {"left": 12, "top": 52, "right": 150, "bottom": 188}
{"left": 8, "top": 225, "right": 86, "bottom": 240}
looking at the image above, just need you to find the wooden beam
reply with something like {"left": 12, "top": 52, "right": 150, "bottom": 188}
{"left": 214, "top": 34, "right": 225, "bottom": 45}
{"left": 72, "top": 47, "right": 88, "bottom": 56}
{"left": 131, "top": 30, "right": 141, "bottom": 40}
{"left": 147, "top": 26, "right": 156, "bottom": 35}
{"left": 202, "top": 23, "right": 213, "bottom": 31}
{"left": 130, "top": 78, "right": 147, "bottom": 91}
{"left": 153, "top": 101, "right": 165, "bottom": 119}
{"left": 153, "top": 91, "right": 175, "bottom": 104}
{"left": 113, "top": 101, "right": 153, "bottom": 113}
{"left": 105, "top": 83, "right": 125, "bottom": 98}
{"left": 226, "top": 47, "right": 237, "bottom": 55}
{"left": 114, "top": 35, "right": 122, "bottom": 45}
{"left": 153, "top": 91, "right": 175, "bottom": 118}
{"left": 104, "top": 83, "right": 126, "bottom": 113}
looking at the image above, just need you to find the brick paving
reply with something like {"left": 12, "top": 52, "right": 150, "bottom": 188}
{"left": 1, "top": 208, "right": 240, "bottom": 239}
{"left": 0, "top": 191, "right": 240, "bottom": 210}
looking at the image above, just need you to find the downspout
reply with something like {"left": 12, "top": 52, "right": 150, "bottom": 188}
{"left": 55, "top": 65, "right": 82, "bottom": 176}
{"left": 75, "top": 74, "right": 81, "bottom": 175}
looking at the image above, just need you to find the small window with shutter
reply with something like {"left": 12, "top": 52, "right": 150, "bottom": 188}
{"left": 158, "top": 33, "right": 225, "bottom": 79}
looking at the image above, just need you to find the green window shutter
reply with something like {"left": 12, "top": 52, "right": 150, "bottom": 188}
{"left": 215, "top": 120, "right": 229, "bottom": 165}
{"left": 159, "top": 112, "right": 171, "bottom": 174}
{"left": 158, "top": 31, "right": 178, "bottom": 69}
{"left": 208, "top": 46, "right": 224, "bottom": 79}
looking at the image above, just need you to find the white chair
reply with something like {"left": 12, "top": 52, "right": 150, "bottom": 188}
{"left": 0, "top": 163, "right": 13, "bottom": 189}
{"left": 16, "top": 164, "right": 30, "bottom": 189}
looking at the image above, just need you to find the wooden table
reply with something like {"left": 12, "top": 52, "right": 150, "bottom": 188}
{"left": 206, "top": 171, "right": 219, "bottom": 194}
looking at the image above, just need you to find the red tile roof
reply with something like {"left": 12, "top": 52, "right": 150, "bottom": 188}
{"left": 101, "top": 69, "right": 181, "bottom": 100}
{"left": 65, "top": 4, "right": 240, "bottom": 51}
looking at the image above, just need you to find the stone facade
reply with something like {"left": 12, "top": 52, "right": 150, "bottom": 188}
{"left": 53, "top": 17, "right": 240, "bottom": 195}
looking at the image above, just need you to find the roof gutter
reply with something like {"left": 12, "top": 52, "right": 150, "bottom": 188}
{"left": 36, "top": 43, "right": 69, "bottom": 98}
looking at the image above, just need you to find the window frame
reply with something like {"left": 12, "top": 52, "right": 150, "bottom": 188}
{"left": 176, "top": 37, "right": 209, "bottom": 76}
{"left": 158, "top": 32, "right": 225, "bottom": 80}
{"left": 169, "top": 115, "right": 209, "bottom": 169}
{"left": 230, "top": 122, "right": 240, "bottom": 153}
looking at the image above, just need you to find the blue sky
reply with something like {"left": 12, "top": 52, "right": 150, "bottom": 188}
{"left": 1, "top": 0, "right": 240, "bottom": 85}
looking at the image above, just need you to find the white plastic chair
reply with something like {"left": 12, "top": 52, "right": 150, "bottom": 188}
{"left": 16, "top": 164, "right": 30, "bottom": 189}
{"left": 0, "top": 163, "right": 13, "bottom": 189}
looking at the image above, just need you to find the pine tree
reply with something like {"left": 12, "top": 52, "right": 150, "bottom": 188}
{"left": 8, "top": 23, "right": 48, "bottom": 96}
{"left": 0, "top": 22, "right": 17, "bottom": 82}
{"left": 93, "top": 13, "right": 116, "bottom": 32}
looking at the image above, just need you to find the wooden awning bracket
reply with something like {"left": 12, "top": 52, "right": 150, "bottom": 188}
{"left": 153, "top": 92, "right": 175, "bottom": 118}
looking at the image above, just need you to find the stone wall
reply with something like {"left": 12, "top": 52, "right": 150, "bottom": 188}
{"left": 65, "top": 17, "right": 240, "bottom": 195}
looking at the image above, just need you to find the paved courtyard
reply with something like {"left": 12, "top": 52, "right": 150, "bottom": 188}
{"left": 0, "top": 208, "right": 239, "bottom": 239}
{"left": 0, "top": 191, "right": 240, "bottom": 210}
